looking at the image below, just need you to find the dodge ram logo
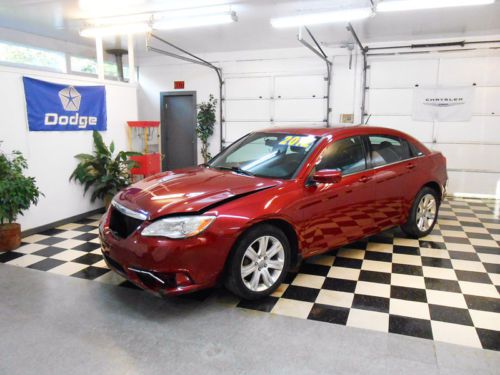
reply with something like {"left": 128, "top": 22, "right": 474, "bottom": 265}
{"left": 58, "top": 86, "right": 81, "bottom": 111}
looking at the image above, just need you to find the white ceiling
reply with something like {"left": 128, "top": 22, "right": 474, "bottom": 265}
{"left": 0, "top": 0, "right": 500, "bottom": 54}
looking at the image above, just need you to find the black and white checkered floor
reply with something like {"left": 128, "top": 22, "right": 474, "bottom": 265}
{"left": 1, "top": 198, "right": 499, "bottom": 351}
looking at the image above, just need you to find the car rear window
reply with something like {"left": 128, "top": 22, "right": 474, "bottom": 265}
{"left": 368, "top": 135, "right": 411, "bottom": 167}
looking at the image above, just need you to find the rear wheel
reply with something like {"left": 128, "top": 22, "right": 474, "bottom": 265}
{"left": 225, "top": 224, "right": 290, "bottom": 300}
{"left": 401, "top": 187, "right": 440, "bottom": 238}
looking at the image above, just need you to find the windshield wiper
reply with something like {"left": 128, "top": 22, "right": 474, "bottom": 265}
{"left": 216, "top": 166, "right": 254, "bottom": 176}
{"left": 231, "top": 167, "right": 254, "bottom": 176}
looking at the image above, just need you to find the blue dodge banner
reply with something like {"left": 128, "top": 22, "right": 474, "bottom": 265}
{"left": 23, "top": 77, "right": 107, "bottom": 131}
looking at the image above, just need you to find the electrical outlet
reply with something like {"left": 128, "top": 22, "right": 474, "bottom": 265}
{"left": 340, "top": 114, "right": 354, "bottom": 124}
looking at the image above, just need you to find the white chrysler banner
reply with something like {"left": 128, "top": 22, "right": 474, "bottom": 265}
{"left": 412, "top": 87, "right": 475, "bottom": 122}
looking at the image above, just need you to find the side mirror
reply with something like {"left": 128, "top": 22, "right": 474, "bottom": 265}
{"left": 312, "top": 169, "right": 342, "bottom": 184}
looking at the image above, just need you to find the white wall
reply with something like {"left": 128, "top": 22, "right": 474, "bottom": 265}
{"left": 137, "top": 41, "right": 500, "bottom": 198}
{"left": 0, "top": 65, "right": 138, "bottom": 231}
{"left": 137, "top": 47, "right": 358, "bottom": 160}
{"left": 366, "top": 51, "right": 500, "bottom": 198}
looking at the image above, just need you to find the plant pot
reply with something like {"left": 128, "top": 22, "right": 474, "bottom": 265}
{"left": 0, "top": 223, "right": 21, "bottom": 252}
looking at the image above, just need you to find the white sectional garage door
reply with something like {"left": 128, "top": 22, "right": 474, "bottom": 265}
{"left": 223, "top": 74, "right": 328, "bottom": 144}
{"left": 366, "top": 55, "right": 500, "bottom": 197}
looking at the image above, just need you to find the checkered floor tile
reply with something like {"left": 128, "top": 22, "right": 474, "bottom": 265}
{"left": 1, "top": 198, "right": 499, "bottom": 351}
{"left": 0, "top": 215, "right": 143, "bottom": 290}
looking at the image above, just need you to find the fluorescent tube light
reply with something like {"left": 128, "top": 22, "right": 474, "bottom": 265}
{"left": 155, "top": 5, "right": 233, "bottom": 18}
{"left": 79, "top": 0, "right": 145, "bottom": 11}
{"left": 377, "top": 0, "right": 495, "bottom": 12}
{"left": 80, "top": 23, "right": 151, "bottom": 38}
{"left": 153, "top": 12, "right": 237, "bottom": 30}
{"left": 270, "top": 7, "right": 373, "bottom": 28}
{"left": 89, "top": 14, "right": 152, "bottom": 26}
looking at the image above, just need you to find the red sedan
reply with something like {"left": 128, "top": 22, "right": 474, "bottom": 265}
{"left": 99, "top": 126, "right": 447, "bottom": 299}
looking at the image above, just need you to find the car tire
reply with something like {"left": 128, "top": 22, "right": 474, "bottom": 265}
{"left": 401, "top": 187, "right": 440, "bottom": 238}
{"left": 225, "top": 224, "right": 291, "bottom": 300}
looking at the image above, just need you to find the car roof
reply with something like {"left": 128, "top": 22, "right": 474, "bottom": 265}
{"left": 259, "top": 125, "right": 410, "bottom": 139}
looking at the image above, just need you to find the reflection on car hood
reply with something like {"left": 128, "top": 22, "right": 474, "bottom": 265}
{"left": 113, "top": 167, "right": 281, "bottom": 220}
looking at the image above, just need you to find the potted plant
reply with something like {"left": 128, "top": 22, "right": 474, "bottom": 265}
{"left": 197, "top": 94, "right": 218, "bottom": 164}
{"left": 70, "top": 131, "right": 141, "bottom": 208}
{"left": 0, "top": 147, "right": 43, "bottom": 251}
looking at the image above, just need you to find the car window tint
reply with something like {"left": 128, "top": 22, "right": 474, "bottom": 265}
{"left": 368, "top": 135, "right": 411, "bottom": 167}
{"left": 316, "top": 136, "right": 367, "bottom": 174}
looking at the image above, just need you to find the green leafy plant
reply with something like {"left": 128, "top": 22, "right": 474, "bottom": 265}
{"left": 70, "top": 131, "right": 141, "bottom": 204}
{"left": 196, "top": 94, "right": 218, "bottom": 163}
{"left": 0, "top": 147, "right": 43, "bottom": 224}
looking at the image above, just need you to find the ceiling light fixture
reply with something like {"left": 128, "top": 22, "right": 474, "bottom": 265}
{"left": 153, "top": 11, "right": 237, "bottom": 30}
{"left": 88, "top": 14, "right": 152, "bottom": 26}
{"left": 80, "top": 23, "right": 151, "bottom": 38}
{"left": 79, "top": 0, "right": 145, "bottom": 11}
{"left": 155, "top": 5, "right": 233, "bottom": 18}
{"left": 377, "top": 0, "right": 495, "bottom": 12}
{"left": 270, "top": 7, "right": 373, "bottom": 28}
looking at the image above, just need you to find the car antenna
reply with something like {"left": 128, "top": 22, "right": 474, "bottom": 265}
{"left": 364, "top": 114, "right": 372, "bottom": 125}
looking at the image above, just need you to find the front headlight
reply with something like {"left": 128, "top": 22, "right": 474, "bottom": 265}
{"left": 141, "top": 215, "right": 216, "bottom": 239}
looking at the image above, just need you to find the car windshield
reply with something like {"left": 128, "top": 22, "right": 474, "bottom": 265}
{"left": 208, "top": 132, "right": 319, "bottom": 179}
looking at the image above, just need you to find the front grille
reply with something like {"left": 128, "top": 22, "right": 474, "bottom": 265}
{"left": 109, "top": 207, "right": 144, "bottom": 238}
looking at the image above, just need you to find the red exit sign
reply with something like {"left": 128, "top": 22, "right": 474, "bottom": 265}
{"left": 174, "top": 81, "right": 185, "bottom": 89}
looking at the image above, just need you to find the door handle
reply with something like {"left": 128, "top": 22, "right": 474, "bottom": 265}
{"left": 358, "top": 176, "right": 371, "bottom": 183}
{"left": 406, "top": 163, "right": 416, "bottom": 170}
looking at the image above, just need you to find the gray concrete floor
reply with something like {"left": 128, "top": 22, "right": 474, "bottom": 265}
{"left": 0, "top": 264, "right": 498, "bottom": 375}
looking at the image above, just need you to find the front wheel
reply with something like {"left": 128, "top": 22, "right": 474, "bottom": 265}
{"left": 225, "top": 224, "right": 290, "bottom": 300}
{"left": 401, "top": 187, "right": 440, "bottom": 238}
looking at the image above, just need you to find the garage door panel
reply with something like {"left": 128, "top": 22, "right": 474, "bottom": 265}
{"left": 446, "top": 170, "right": 500, "bottom": 197}
{"left": 370, "top": 60, "right": 438, "bottom": 88}
{"left": 224, "top": 122, "right": 272, "bottom": 143}
{"left": 368, "top": 89, "right": 413, "bottom": 115}
{"left": 432, "top": 143, "right": 500, "bottom": 172}
{"left": 423, "top": 142, "right": 434, "bottom": 151}
{"left": 225, "top": 77, "right": 272, "bottom": 99}
{"left": 274, "top": 75, "right": 326, "bottom": 98}
{"left": 274, "top": 122, "right": 325, "bottom": 128}
{"left": 439, "top": 57, "right": 500, "bottom": 86}
{"left": 436, "top": 116, "right": 500, "bottom": 144}
{"left": 274, "top": 99, "right": 325, "bottom": 122}
{"left": 225, "top": 100, "right": 271, "bottom": 121}
{"left": 473, "top": 87, "right": 500, "bottom": 115}
{"left": 370, "top": 88, "right": 500, "bottom": 116}
{"left": 368, "top": 116, "right": 433, "bottom": 143}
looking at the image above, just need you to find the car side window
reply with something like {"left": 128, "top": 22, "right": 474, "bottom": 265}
{"left": 315, "top": 136, "right": 367, "bottom": 175}
{"left": 368, "top": 135, "right": 411, "bottom": 167}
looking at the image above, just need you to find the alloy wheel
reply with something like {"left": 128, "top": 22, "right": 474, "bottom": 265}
{"left": 240, "top": 235, "right": 285, "bottom": 292}
{"left": 416, "top": 193, "right": 437, "bottom": 232}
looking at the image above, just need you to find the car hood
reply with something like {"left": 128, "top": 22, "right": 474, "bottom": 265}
{"left": 113, "top": 167, "right": 281, "bottom": 220}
